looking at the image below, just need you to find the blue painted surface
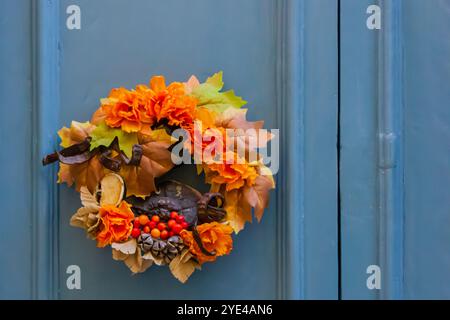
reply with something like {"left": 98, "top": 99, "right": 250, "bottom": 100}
{"left": 0, "top": 0, "right": 338, "bottom": 299}
{"left": 340, "top": 0, "right": 380, "bottom": 300}
{"left": 0, "top": 0, "right": 33, "bottom": 299}
{"left": 341, "top": 0, "right": 450, "bottom": 299}
{"left": 402, "top": 0, "right": 450, "bottom": 299}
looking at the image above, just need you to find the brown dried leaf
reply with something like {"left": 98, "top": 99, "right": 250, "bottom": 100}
{"left": 169, "top": 249, "right": 201, "bottom": 283}
{"left": 121, "top": 141, "right": 174, "bottom": 197}
{"left": 70, "top": 206, "right": 101, "bottom": 239}
{"left": 56, "top": 121, "right": 105, "bottom": 193}
{"left": 220, "top": 166, "right": 275, "bottom": 232}
{"left": 251, "top": 175, "right": 275, "bottom": 221}
{"left": 112, "top": 246, "right": 153, "bottom": 274}
{"left": 80, "top": 186, "right": 100, "bottom": 210}
{"left": 224, "top": 189, "right": 252, "bottom": 233}
{"left": 66, "top": 155, "right": 105, "bottom": 194}
{"left": 142, "top": 251, "right": 165, "bottom": 266}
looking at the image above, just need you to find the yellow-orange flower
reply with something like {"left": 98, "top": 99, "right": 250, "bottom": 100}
{"left": 101, "top": 87, "right": 152, "bottom": 133}
{"left": 147, "top": 76, "right": 197, "bottom": 130}
{"left": 96, "top": 201, "right": 134, "bottom": 247}
{"left": 180, "top": 222, "right": 233, "bottom": 264}
{"left": 99, "top": 76, "right": 197, "bottom": 133}
{"left": 204, "top": 153, "right": 259, "bottom": 191}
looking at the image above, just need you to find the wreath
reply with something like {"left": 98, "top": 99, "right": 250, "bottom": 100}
{"left": 43, "top": 72, "right": 275, "bottom": 283}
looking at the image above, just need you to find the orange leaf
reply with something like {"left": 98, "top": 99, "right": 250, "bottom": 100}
{"left": 224, "top": 189, "right": 252, "bottom": 233}
{"left": 66, "top": 156, "right": 105, "bottom": 194}
{"left": 56, "top": 121, "right": 105, "bottom": 193}
{"left": 244, "top": 174, "right": 274, "bottom": 222}
{"left": 120, "top": 140, "right": 174, "bottom": 197}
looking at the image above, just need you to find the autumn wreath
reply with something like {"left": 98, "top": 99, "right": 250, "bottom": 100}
{"left": 43, "top": 72, "right": 275, "bottom": 282}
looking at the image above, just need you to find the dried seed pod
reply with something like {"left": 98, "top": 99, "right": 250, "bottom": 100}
{"left": 137, "top": 233, "right": 154, "bottom": 253}
{"left": 97, "top": 173, "right": 125, "bottom": 206}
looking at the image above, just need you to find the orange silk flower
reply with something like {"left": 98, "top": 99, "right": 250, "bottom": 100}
{"left": 180, "top": 222, "right": 233, "bottom": 264}
{"left": 101, "top": 87, "right": 152, "bottom": 133}
{"left": 205, "top": 153, "right": 259, "bottom": 191}
{"left": 147, "top": 76, "right": 197, "bottom": 130}
{"left": 96, "top": 201, "right": 134, "bottom": 248}
{"left": 100, "top": 76, "right": 197, "bottom": 133}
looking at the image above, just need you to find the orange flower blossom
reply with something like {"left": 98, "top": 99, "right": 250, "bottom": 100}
{"left": 180, "top": 222, "right": 233, "bottom": 264}
{"left": 99, "top": 75, "right": 197, "bottom": 133}
{"left": 96, "top": 201, "right": 134, "bottom": 247}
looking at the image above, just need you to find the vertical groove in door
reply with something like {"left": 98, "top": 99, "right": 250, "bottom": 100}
{"left": 337, "top": 0, "right": 342, "bottom": 300}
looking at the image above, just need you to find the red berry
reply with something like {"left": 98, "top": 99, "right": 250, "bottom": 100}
{"left": 172, "top": 224, "right": 183, "bottom": 235}
{"left": 160, "top": 230, "right": 169, "bottom": 240}
{"left": 151, "top": 215, "right": 160, "bottom": 223}
{"left": 176, "top": 215, "right": 185, "bottom": 223}
{"left": 181, "top": 221, "right": 189, "bottom": 229}
{"left": 169, "top": 231, "right": 174, "bottom": 237}
{"left": 148, "top": 221, "right": 157, "bottom": 229}
{"left": 133, "top": 218, "right": 140, "bottom": 228}
{"left": 167, "top": 219, "right": 176, "bottom": 229}
{"left": 157, "top": 222, "right": 166, "bottom": 231}
{"left": 143, "top": 226, "right": 151, "bottom": 233}
{"left": 131, "top": 228, "right": 141, "bottom": 238}
{"left": 170, "top": 211, "right": 179, "bottom": 219}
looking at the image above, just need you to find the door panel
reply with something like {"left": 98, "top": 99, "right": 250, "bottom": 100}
{"left": 0, "top": 0, "right": 338, "bottom": 299}
{"left": 341, "top": 0, "right": 450, "bottom": 299}
{"left": 57, "top": 0, "right": 280, "bottom": 300}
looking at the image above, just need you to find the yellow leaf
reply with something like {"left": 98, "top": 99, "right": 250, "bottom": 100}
{"left": 169, "top": 249, "right": 200, "bottom": 283}
{"left": 112, "top": 247, "right": 153, "bottom": 274}
{"left": 224, "top": 190, "right": 252, "bottom": 233}
{"left": 58, "top": 121, "right": 95, "bottom": 148}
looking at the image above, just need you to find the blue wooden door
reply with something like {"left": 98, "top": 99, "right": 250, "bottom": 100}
{"left": 0, "top": 0, "right": 338, "bottom": 299}
{"left": 341, "top": 0, "right": 450, "bottom": 299}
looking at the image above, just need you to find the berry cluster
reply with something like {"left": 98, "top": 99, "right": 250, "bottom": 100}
{"left": 131, "top": 211, "right": 189, "bottom": 240}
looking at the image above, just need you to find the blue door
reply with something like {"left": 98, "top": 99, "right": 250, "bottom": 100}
{"left": 341, "top": 0, "right": 450, "bottom": 299}
{"left": 0, "top": 0, "right": 338, "bottom": 299}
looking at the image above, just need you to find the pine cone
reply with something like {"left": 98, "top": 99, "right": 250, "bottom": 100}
{"left": 138, "top": 234, "right": 185, "bottom": 264}
{"left": 137, "top": 233, "right": 154, "bottom": 253}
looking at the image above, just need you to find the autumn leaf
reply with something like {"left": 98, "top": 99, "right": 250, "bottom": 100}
{"left": 57, "top": 121, "right": 105, "bottom": 193}
{"left": 184, "top": 75, "right": 200, "bottom": 94}
{"left": 139, "top": 128, "right": 177, "bottom": 145}
{"left": 120, "top": 139, "right": 174, "bottom": 197}
{"left": 224, "top": 189, "right": 253, "bottom": 233}
{"left": 80, "top": 186, "right": 100, "bottom": 210}
{"left": 58, "top": 121, "right": 95, "bottom": 148}
{"left": 169, "top": 249, "right": 201, "bottom": 283}
{"left": 112, "top": 246, "right": 153, "bottom": 274}
{"left": 70, "top": 188, "right": 101, "bottom": 239}
{"left": 111, "top": 238, "right": 137, "bottom": 255}
{"left": 90, "top": 122, "right": 139, "bottom": 158}
{"left": 205, "top": 71, "right": 224, "bottom": 89}
{"left": 220, "top": 165, "right": 275, "bottom": 232}
{"left": 215, "top": 108, "right": 272, "bottom": 154}
{"left": 191, "top": 71, "right": 247, "bottom": 112}
{"left": 243, "top": 175, "right": 274, "bottom": 222}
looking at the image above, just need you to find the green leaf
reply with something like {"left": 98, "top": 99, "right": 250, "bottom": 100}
{"left": 191, "top": 71, "right": 247, "bottom": 112}
{"left": 89, "top": 122, "right": 138, "bottom": 158}
{"left": 206, "top": 71, "right": 224, "bottom": 90}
